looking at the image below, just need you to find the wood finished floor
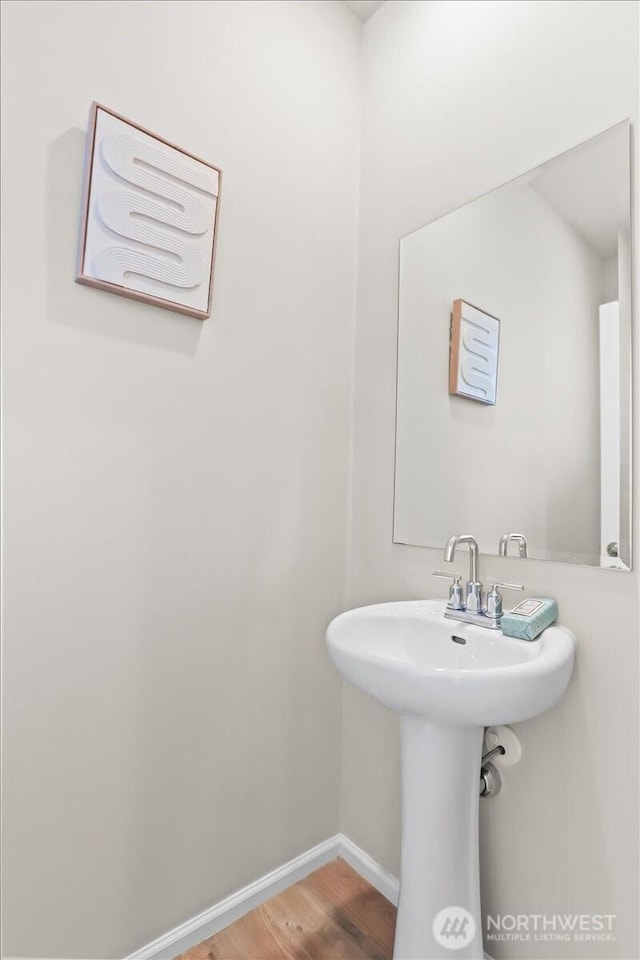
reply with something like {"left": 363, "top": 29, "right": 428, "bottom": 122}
{"left": 176, "top": 858, "right": 396, "bottom": 960}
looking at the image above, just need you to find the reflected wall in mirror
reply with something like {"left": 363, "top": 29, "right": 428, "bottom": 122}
{"left": 394, "top": 122, "right": 632, "bottom": 569}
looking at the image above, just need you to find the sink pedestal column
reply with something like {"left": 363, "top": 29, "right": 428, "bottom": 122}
{"left": 393, "top": 717, "right": 485, "bottom": 960}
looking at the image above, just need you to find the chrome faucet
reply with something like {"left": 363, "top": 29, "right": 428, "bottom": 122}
{"left": 499, "top": 533, "right": 529, "bottom": 558}
{"left": 435, "top": 534, "right": 524, "bottom": 630}
{"left": 444, "top": 534, "right": 482, "bottom": 613}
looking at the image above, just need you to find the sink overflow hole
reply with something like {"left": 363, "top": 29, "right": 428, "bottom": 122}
{"left": 451, "top": 635, "right": 466, "bottom": 645}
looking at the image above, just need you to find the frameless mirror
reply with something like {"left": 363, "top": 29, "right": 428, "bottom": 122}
{"left": 394, "top": 122, "right": 632, "bottom": 570}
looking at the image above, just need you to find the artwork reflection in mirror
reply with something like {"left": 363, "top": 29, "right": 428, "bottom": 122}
{"left": 394, "top": 122, "right": 632, "bottom": 569}
{"left": 449, "top": 300, "right": 501, "bottom": 405}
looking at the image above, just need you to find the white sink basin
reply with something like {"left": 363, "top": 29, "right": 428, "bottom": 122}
{"left": 327, "top": 599, "right": 575, "bottom": 726}
{"left": 326, "top": 598, "right": 575, "bottom": 960}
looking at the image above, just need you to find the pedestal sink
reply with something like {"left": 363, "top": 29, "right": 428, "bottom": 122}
{"left": 326, "top": 599, "right": 575, "bottom": 960}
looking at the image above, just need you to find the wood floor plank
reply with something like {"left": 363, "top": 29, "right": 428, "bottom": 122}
{"left": 176, "top": 858, "right": 396, "bottom": 960}
{"left": 254, "top": 881, "right": 373, "bottom": 960}
{"left": 301, "top": 860, "right": 395, "bottom": 958}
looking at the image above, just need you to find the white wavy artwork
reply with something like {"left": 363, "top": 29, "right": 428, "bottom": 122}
{"left": 450, "top": 300, "right": 500, "bottom": 404}
{"left": 77, "top": 105, "right": 221, "bottom": 318}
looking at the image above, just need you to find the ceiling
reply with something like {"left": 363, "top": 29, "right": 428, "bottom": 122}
{"left": 344, "top": 0, "right": 386, "bottom": 22}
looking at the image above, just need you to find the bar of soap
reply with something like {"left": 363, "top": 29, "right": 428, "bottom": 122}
{"left": 501, "top": 598, "right": 558, "bottom": 641}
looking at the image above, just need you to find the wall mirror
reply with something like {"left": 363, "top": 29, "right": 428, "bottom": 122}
{"left": 394, "top": 122, "right": 632, "bottom": 570}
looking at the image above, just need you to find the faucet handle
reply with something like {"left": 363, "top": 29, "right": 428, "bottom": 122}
{"left": 432, "top": 572, "right": 464, "bottom": 611}
{"left": 485, "top": 581, "right": 524, "bottom": 620}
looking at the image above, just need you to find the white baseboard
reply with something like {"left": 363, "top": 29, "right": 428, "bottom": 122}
{"left": 124, "top": 833, "right": 492, "bottom": 960}
{"left": 338, "top": 833, "right": 400, "bottom": 906}
{"left": 125, "top": 834, "right": 344, "bottom": 960}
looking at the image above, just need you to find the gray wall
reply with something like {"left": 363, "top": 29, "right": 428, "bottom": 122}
{"left": 342, "top": 1, "right": 639, "bottom": 958}
{"left": 0, "top": 1, "right": 360, "bottom": 956}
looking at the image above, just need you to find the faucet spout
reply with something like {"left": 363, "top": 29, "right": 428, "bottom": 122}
{"left": 444, "top": 535, "right": 458, "bottom": 565}
{"left": 444, "top": 534, "right": 479, "bottom": 584}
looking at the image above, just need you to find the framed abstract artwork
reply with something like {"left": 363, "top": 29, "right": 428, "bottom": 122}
{"left": 448, "top": 299, "right": 500, "bottom": 404}
{"left": 76, "top": 103, "right": 222, "bottom": 320}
